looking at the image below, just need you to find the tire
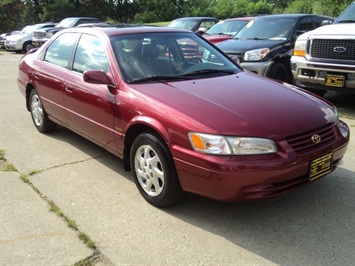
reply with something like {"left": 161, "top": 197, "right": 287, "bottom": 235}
{"left": 130, "top": 132, "right": 184, "bottom": 207}
{"left": 22, "top": 41, "right": 34, "bottom": 53}
{"left": 268, "top": 62, "right": 291, "bottom": 83}
{"left": 29, "top": 89, "right": 56, "bottom": 133}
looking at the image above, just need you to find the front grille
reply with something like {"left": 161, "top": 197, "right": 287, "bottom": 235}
{"left": 33, "top": 31, "right": 45, "bottom": 38}
{"left": 308, "top": 39, "right": 355, "bottom": 61}
{"left": 286, "top": 123, "right": 335, "bottom": 154}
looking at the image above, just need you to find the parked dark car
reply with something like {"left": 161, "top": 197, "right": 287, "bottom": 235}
{"left": 217, "top": 14, "right": 334, "bottom": 83}
{"left": 167, "top": 17, "right": 219, "bottom": 35}
{"left": 32, "top": 17, "right": 100, "bottom": 47}
{"left": 18, "top": 26, "right": 349, "bottom": 207}
{"left": 203, "top": 17, "right": 255, "bottom": 44}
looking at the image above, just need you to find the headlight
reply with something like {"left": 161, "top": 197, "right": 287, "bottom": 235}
{"left": 293, "top": 39, "right": 307, "bottom": 57}
{"left": 244, "top": 48, "right": 269, "bottom": 61}
{"left": 188, "top": 132, "right": 277, "bottom": 155}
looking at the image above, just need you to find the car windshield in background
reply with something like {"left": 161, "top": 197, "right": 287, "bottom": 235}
{"left": 110, "top": 32, "right": 240, "bottom": 83}
{"left": 57, "top": 18, "right": 77, "bottom": 28}
{"left": 168, "top": 20, "right": 197, "bottom": 31}
{"left": 334, "top": 2, "right": 355, "bottom": 23}
{"left": 206, "top": 20, "right": 249, "bottom": 36}
{"left": 235, "top": 18, "right": 296, "bottom": 40}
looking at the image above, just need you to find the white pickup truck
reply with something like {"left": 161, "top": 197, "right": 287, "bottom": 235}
{"left": 291, "top": 2, "right": 355, "bottom": 96}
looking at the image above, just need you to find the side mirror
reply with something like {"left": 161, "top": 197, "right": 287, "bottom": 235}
{"left": 321, "top": 20, "right": 333, "bottom": 26}
{"left": 83, "top": 70, "right": 113, "bottom": 85}
{"left": 231, "top": 56, "right": 241, "bottom": 65}
{"left": 196, "top": 27, "right": 207, "bottom": 35}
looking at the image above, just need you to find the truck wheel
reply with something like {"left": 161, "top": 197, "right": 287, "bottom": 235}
{"left": 268, "top": 62, "right": 291, "bottom": 83}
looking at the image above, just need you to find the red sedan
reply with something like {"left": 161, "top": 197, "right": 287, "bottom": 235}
{"left": 18, "top": 26, "right": 349, "bottom": 207}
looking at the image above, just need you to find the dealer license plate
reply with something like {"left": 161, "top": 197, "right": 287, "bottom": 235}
{"left": 325, "top": 74, "right": 344, "bottom": 87}
{"left": 309, "top": 153, "right": 333, "bottom": 181}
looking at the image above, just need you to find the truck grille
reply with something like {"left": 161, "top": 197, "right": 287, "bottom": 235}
{"left": 308, "top": 39, "right": 355, "bottom": 61}
{"left": 286, "top": 123, "right": 335, "bottom": 154}
{"left": 33, "top": 31, "right": 45, "bottom": 38}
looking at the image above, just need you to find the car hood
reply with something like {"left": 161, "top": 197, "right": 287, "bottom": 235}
{"left": 217, "top": 39, "right": 287, "bottom": 53}
{"left": 204, "top": 35, "right": 233, "bottom": 44}
{"left": 299, "top": 23, "right": 355, "bottom": 39}
{"left": 131, "top": 72, "right": 336, "bottom": 139}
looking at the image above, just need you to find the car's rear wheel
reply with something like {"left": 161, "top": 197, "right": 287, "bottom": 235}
{"left": 29, "top": 89, "right": 56, "bottom": 133}
{"left": 268, "top": 62, "right": 291, "bottom": 83}
{"left": 130, "top": 132, "right": 184, "bottom": 207}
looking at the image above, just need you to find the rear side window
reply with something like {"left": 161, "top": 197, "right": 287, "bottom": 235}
{"left": 73, "top": 34, "right": 109, "bottom": 73}
{"left": 44, "top": 32, "right": 78, "bottom": 68}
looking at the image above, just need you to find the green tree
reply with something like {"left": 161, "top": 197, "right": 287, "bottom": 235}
{"left": 0, "top": 0, "right": 25, "bottom": 32}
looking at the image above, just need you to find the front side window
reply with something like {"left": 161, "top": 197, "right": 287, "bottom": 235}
{"left": 44, "top": 32, "right": 78, "bottom": 68}
{"left": 73, "top": 34, "right": 108, "bottom": 73}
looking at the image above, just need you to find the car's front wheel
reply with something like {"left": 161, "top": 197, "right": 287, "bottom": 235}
{"left": 29, "top": 89, "right": 56, "bottom": 133}
{"left": 22, "top": 41, "right": 34, "bottom": 53}
{"left": 130, "top": 132, "right": 184, "bottom": 207}
{"left": 268, "top": 62, "right": 292, "bottom": 83}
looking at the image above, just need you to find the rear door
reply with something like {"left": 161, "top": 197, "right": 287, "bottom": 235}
{"left": 33, "top": 32, "right": 79, "bottom": 124}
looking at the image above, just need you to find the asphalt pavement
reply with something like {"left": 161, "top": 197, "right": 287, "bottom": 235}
{"left": 1, "top": 51, "right": 354, "bottom": 265}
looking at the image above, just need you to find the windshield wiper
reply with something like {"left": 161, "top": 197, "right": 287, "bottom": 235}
{"left": 182, "top": 69, "right": 237, "bottom": 77}
{"left": 243, "top": 37, "right": 267, "bottom": 40}
{"left": 128, "top": 75, "right": 191, "bottom": 84}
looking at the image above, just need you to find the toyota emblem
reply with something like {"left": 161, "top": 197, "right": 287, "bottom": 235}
{"left": 311, "top": 134, "right": 321, "bottom": 143}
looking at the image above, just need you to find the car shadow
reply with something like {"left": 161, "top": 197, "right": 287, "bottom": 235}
{"left": 48, "top": 125, "right": 354, "bottom": 265}
{"left": 324, "top": 92, "right": 355, "bottom": 118}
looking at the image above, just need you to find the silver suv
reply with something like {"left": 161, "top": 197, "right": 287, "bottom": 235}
{"left": 5, "top": 23, "right": 56, "bottom": 53}
{"left": 291, "top": 2, "right": 355, "bottom": 96}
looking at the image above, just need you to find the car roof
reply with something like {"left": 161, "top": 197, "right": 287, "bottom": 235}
{"left": 253, "top": 14, "right": 331, "bottom": 20}
{"left": 224, "top": 16, "right": 257, "bottom": 21}
{"left": 59, "top": 26, "right": 193, "bottom": 37}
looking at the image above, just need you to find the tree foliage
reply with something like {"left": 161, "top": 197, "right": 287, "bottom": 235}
{"left": 0, "top": 0, "right": 351, "bottom": 33}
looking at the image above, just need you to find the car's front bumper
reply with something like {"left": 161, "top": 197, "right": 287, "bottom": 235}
{"left": 291, "top": 56, "right": 355, "bottom": 93}
{"left": 172, "top": 121, "right": 349, "bottom": 202}
{"left": 5, "top": 43, "right": 22, "bottom": 51}
{"left": 240, "top": 61, "right": 273, "bottom": 77}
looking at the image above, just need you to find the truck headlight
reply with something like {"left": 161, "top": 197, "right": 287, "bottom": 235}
{"left": 188, "top": 132, "right": 277, "bottom": 155}
{"left": 293, "top": 39, "right": 307, "bottom": 57}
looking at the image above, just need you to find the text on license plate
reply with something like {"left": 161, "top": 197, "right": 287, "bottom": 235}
{"left": 309, "top": 153, "right": 333, "bottom": 181}
{"left": 325, "top": 75, "right": 344, "bottom": 87}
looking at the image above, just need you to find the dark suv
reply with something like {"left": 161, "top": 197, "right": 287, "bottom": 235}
{"left": 217, "top": 14, "right": 333, "bottom": 83}
{"left": 32, "top": 17, "right": 100, "bottom": 47}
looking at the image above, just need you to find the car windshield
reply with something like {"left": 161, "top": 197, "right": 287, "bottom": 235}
{"left": 168, "top": 20, "right": 198, "bottom": 31}
{"left": 206, "top": 20, "right": 249, "bottom": 36}
{"left": 57, "top": 18, "right": 77, "bottom": 28}
{"left": 334, "top": 2, "right": 355, "bottom": 23}
{"left": 110, "top": 32, "right": 240, "bottom": 83}
{"left": 19, "top": 25, "right": 34, "bottom": 35}
{"left": 235, "top": 18, "right": 296, "bottom": 40}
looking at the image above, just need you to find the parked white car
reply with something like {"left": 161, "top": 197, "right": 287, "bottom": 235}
{"left": 5, "top": 23, "right": 56, "bottom": 53}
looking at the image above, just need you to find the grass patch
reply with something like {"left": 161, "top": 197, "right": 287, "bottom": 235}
{"left": 78, "top": 232, "right": 96, "bottom": 249}
{"left": 145, "top": 21, "right": 170, "bottom": 26}
{"left": 1, "top": 163, "right": 17, "bottom": 171}
{"left": 0, "top": 149, "right": 5, "bottom": 160}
